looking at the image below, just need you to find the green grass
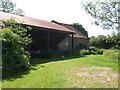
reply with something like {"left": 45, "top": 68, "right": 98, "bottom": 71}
{"left": 2, "top": 55, "right": 118, "bottom": 88}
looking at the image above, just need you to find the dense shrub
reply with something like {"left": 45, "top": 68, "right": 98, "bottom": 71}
{"left": 38, "top": 50, "right": 80, "bottom": 59}
{"left": 90, "top": 33, "right": 120, "bottom": 49}
{"left": 89, "top": 46, "right": 98, "bottom": 54}
{"left": 80, "top": 49, "right": 90, "bottom": 56}
{"left": 97, "top": 49, "right": 105, "bottom": 55}
{"left": 39, "top": 50, "right": 80, "bottom": 58}
{"left": 39, "top": 50, "right": 61, "bottom": 58}
{"left": 80, "top": 46, "right": 105, "bottom": 56}
{"left": 1, "top": 19, "right": 31, "bottom": 78}
{"left": 103, "top": 49, "right": 118, "bottom": 61}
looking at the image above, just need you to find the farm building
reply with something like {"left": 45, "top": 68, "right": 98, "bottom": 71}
{"left": 0, "top": 12, "right": 89, "bottom": 56}
{"left": 52, "top": 21, "right": 90, "bottom": 50}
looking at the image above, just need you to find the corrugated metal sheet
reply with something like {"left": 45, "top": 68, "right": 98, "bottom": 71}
{"left": 0, "top": 12, "right": 74, "bottom": 33}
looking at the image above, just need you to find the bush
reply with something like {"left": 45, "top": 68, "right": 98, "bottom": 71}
{"left": 80, "top": 49, "right": 90, "bottom": 56}
{"left": 80, "top": 46, "right": 105, "bottom": 56}
{"left": 97, "top": 49, "right": 105, "bottom": 55}
{"left": 89, "top": 46, "right": 98, "bottom": 54}
{"left": 39, "top": 50, "right": 80, "bottom": 59}
{"left": 59, "top": 50, "right": 72, "bottom": 56}
{"left": 1, "top": 19, "right": 31, "bottom": 78}
{"left": 103, "top": 49, "right": 118, "bottom": 61}
{"left": 39, "top": 50, "right": 61, "bottom": 58}
{"left": 90, "top": 33, "right": 120, "bottom": 49}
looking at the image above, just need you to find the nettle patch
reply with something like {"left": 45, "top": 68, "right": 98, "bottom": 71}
{"left": 67, "top": 67, "right": 118, "bottom": 88}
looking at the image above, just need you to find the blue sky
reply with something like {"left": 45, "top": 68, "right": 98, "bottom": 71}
{"left": 12, "top": 0, "right": 113, "bottom": 37}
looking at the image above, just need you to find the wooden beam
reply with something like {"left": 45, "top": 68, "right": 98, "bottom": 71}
{"left": 47, "top": 31, "right": 50, "bottom": 49}
{"left": 71, "top": 33, "right": 74, "bottom": 51}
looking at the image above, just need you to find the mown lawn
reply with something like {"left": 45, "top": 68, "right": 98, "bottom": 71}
{"left": 2, "top": 55, "right": 118, "bottom": 88}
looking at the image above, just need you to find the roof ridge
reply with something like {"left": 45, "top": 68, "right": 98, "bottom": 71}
{"left": 52, "top": 20, "right": 88, "bottom": 39}
{"left": 0, "top": 11, "right": 74, "bottom": 33}
{"left": 51, "top": 20, "right": 73, "bottom": 26}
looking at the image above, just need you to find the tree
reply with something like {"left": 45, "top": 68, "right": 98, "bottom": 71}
{"left": 0, "top": 0, "right": 24, "bottom": 16}
{"left": 12, "top": 8, "right": 24, "bottom": 16}
{"left": 81, "top": 0, "right": 119, "bottom": 32}
{"left": 90, "top": 36, "right": 96, "bottom": 46}
{"left": 73, "top": 23, "right": 88, "bottom": 37}
{"left": 1, "top": 19, "right": 31, "bottom": 78}
{"left": 90, "top": 33, "right": 120, "bottom": 49}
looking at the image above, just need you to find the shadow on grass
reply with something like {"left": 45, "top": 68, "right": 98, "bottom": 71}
{"left": 30, "top": 55, "right": 86, "bottom": 66}
{"left": 2, "top": 70, "right": 30, "bottom": 81}
{"left": 3, "top": 55, "right": 86, "bottom": 81}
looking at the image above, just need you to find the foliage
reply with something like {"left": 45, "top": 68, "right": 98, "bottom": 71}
{"left": 97, "top": 49, "right": 105, "bottom": 55}
{"left": 73, "top": 23, "right": 88, "bottom": 37}
{"left": 89, "top": 46, "right": 98, "bottom": 54}
{"left": 81, "top": 0, "right": 119, "bottom": 31}
{"left": 80, "top": 46, "right": 105, "bottom": 56}
{"left": 90, "top": 32, "right": 120, "bottom": 49}
{"left": 39, "top": 50, "right": 60, "bottom": 58}
{"left": 80, "top": 49, "right": 90, "bottom": 56}
{"left": 38, "top": 50, "right": 79, "bottom": 59}
{"left": 0, "top": 0, "right": 24, "bottom": 16}
{"left": 103, "top": 49, "right": 119, "bottom": 61}
{"left": 1, "top": 19, "right": 32, "bottom": 78}
{"left": 90, "top": 35, "right": 106, "bottom": 48}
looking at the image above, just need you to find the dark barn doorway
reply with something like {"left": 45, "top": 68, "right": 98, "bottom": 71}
{"left": 27, "top": 26, "right": 70, "bottom": 55}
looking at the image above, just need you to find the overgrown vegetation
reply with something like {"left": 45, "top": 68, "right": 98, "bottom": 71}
{"left": 103, "top": 49, "right": 119, "bottom": 61}
{"left": 73, "top": 23, "right": 88, "bottom": 37}
{"left": 1, "top": 18, "right": 32, "bottom": 78}
{"left": 80, "top": 48, "right": 118, "bottom": 62}
{"left": 32, "top": 49, "right": 80, "bottom": 59}
{"left": 79, "top": 33, "right": 119, "bottom": 61}
{"left": 87, "top": 32, "right": 119, "bottom": 62}
{"left": 90, "top": 33, "right": 119, "bottom": 49}
{"left": 38, "top": 46, "right": 106, "bottom": 58}
{"left": 80, "top": 46, "right": 105, "bottom": 56}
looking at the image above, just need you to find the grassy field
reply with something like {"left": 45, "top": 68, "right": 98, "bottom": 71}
{"left": 2, "top": 55, "right": 118, "bottom": 88}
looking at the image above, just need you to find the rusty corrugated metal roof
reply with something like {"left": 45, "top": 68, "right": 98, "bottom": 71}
{"left": 64, "top": 25, "right": 87, "bottom": 39}
{"left": 52, "top": 21, "right": 88, "bottom": 39}
{"left": 0, "top": 12, "right": 74, "bottom": 33}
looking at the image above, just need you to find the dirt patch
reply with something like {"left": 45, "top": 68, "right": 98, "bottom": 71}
{"left": 78, "top": 67, "right": 112, "bottom": 71}
{"left": 68, "top": 67, "right": 118, "bottom": 88}
{"left": 77, "top": 67, "right": 117, "bottom": 78}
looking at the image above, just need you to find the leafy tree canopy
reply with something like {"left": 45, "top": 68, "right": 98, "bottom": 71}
{"left": 73, "top": 23, "right": 88, "bottom": 37}
{"left": 81, "top": 0, "right": 119, "bottom": 32}
{"left": 1, "top": 18, "right": 31, "bottom": 78}
{"left": 0, "top": 0, "right": 24, "bottom": 16}
{"left": 90, "top": 32, "right": 119, "bottom": 49}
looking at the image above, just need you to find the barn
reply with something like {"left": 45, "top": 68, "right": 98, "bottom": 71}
{"left": 0, "top": 11, "right": 89, "bottom": 57}
{"left": 52, "top": 21, "right": 90, "bottom": 50}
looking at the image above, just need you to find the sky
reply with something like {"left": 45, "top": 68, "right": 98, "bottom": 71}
{"left": 12, "top": 0, "right": 113, "bottom": 37}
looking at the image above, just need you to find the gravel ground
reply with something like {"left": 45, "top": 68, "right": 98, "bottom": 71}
{"left": 68, "top": 67, "right": 118, "bottom": 88}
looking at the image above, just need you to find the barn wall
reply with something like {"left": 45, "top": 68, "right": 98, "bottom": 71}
{"left": 74, "top": 38, "right": 90, "bottom": 49}
{"left": 58, "top": 36, "right": 90, "bottom": 50}
{"left": 27, "top": 26, "right": 69, "bottom": 51}
{"left": 58, "top": 36, "right": 71, "bottom": 50}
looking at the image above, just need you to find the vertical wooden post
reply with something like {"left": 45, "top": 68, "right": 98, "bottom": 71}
{"left": 71, "top": 33, "right": 74, "bottom": 53}
{"left": 47, "top": 31, "right": 50, "bottom": 50}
